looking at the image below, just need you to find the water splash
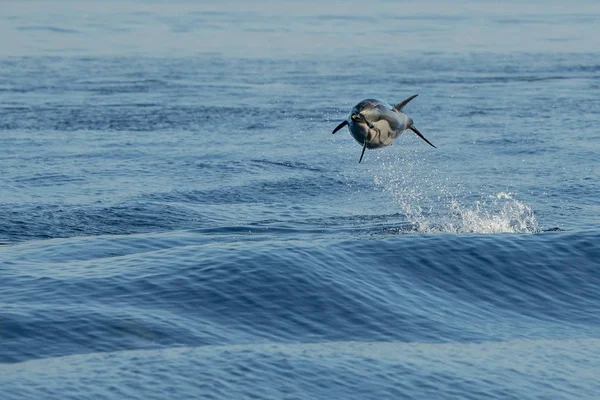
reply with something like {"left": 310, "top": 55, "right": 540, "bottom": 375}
{"left": 371, "top": 152, "right": 538, "bottom": 234}
{"left": 446, "top": 193, "right": 538, "bottom": 233}
{"left": 404, "top": 192, "right": 539, "bottom": 234}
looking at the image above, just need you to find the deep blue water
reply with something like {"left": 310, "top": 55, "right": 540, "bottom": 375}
{"left": 1, "top": 1, "right": 600, "bottom": 399}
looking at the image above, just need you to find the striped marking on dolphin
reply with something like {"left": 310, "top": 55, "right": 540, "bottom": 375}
{"left": 332, "top": 94, "right": 436, "bottom": 163}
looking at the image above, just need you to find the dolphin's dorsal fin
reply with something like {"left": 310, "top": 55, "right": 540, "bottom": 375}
{"left": 393, "top": 94, "right": 419, "bottom": 112}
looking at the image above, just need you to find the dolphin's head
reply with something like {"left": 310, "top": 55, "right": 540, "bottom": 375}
{"left": 350, "top": 99, "right": 391, "bottom": 124}
{"left": 351, "top": 99, "right": 378, "bottom": 118}
{"left": 332, "top": 99, "right": 388, "bottom": 135}
{"left": 332, "top": 99, "right": 378, "bottom": 135}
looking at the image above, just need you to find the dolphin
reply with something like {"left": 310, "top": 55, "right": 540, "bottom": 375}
{"left": 332, "top": 94, "right": 436, "bottom": 163}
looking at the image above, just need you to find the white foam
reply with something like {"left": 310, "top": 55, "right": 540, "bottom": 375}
{"left": 371, "top": 154, "right": 539, "bottom": 234}
{"left": 445, "top": 192, "right": 538, "bottom": 233}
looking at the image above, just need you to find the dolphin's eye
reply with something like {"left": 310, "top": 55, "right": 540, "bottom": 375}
{"left": 351, "top": 113, "right": 361, "bottom": 121}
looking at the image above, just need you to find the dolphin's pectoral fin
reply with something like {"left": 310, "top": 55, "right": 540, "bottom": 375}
{"left": 332, "top": 120, "right": 348, "bottom": 134}
{"left": 409, "top": 125, "right": 436, "bottom": 148}
{"left": 394, "top": 94, "right": 419, "bottom": 112}
{"left": 359, "top": 140, "right": 368, "bottom": 163}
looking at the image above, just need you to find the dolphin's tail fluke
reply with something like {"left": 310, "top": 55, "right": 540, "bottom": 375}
{"left": 409, "top": 125, "right": 436, "bottom": 148}
{"left": 332, "top": 120, "right": 348, "bottom": 134}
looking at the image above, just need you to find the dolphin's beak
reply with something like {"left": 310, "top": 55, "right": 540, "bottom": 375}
{"left": 352, "top": 113, "right": 374, "bottom": 129}
{"left": 332, "top": 120, "right": 348, "bottom": 134}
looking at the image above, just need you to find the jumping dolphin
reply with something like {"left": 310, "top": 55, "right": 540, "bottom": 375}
{"left": 332, "top": 94, "right": 436, "bottom": 163}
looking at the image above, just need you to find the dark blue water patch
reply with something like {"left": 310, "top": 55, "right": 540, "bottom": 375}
{"left": 566, "top": 64, "right": 600, "bottom": 73}
{"left": 144, "top": 173, "right": 357, "bottom": 206}
{"left": 543, "top": 227, "right": 563, "bottom": 232}
{"left": 0, "top": 305, "right": 201, "bottom": 363}
{"left": 84, "top": 79, "right": 171, "bottom": 95}
{"left": 12, "top": 173, "right": 86, "bottom": 187}
{"left": 0, "top": 106, "right": 227, "bottom": 131}
{"left": 246, "top": 122, "right": 276, "bottom": 130}
{"left": 0, "top": 203, "right": 207, "bottom": 243}
{"left": 16, "top": 26, "right": 80, "bottom": 34}
{"left": 306, "top": 14, "right": 371, "bottom": 22}
{"left": 493, "top": 18, "right": 546, "bottom": 25}
{"left": 460, "top": 109, "right": 488, "bottom": 117}
{"left": 0, "top": 105, "right": 292, "bottom": 132}
{"left": 249, "top": 159, "right": 326, "bottom": 173}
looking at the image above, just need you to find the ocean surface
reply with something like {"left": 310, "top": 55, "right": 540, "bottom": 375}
{"left": 1, "top": 1, "right": 600, "bottom": 398}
